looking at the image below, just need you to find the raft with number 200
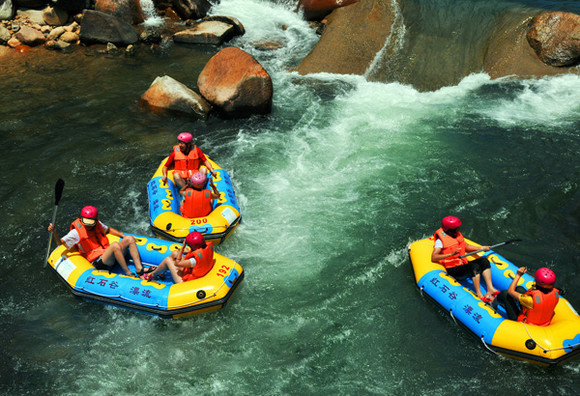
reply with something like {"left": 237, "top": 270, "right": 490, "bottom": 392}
{"left": 147, "top": 156, "right": 241, "bottom": 243}
{"left": 409, "top": 236, "right": 580, "bottom": 366}
{"left": 46, "top": 233, "right": 244, "bottom": 318}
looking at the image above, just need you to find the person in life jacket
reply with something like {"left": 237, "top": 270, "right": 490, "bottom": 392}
{"left": 162, "top": 132, "right": 217, "bottom": 189}
{"left": 494, "top": 267, "right": 559, "bottom": 326}
{"left": 179, "top": 172, "right": 220, "bottom": 218}
{"left": 48, "top": 206, "right": 151, "bottom": 277}
{"left": 431, "top": 216, "right": 499, "bottom": 301}
{"left": 142, "top": 231, "right": 215, "bottom": 283}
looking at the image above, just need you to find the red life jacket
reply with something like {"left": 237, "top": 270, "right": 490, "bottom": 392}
{"left": 71, "top": 218, "right": 110, "bottom": 262}
{"left": 181, "top": 244, "right": 214, "bottom": 281}
{"left": 173, "top": 144, "right": 200, "bottom": 180}
{"left": 433, "top": 227, "right": 468, "bottom": 268}
{"left": 180, "top": 188, "right": 213, "bottom": 218}
{"left": 518, "top": 288, "right": 559, "bottom": 326}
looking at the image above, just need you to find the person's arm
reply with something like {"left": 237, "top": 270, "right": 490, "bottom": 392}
{"left": 508, "top": 267, "right": 527, "bottom": 299}
{"left": 107, "top": 227, "right": 126, "bottom": 238}
{"left": 48, "top": 223, "right": 62, "bottom": 246}
{"left": 162, "top": 153, "right": 175, "bottom": 183}
{"left": 431, "top": 246, "right": 460, "bottom": 263}
{"left": 465, "top": 243, "right": 490, "bottom": 253}
{"left": 209, "top": 181, "right": 220, "bottom": 199}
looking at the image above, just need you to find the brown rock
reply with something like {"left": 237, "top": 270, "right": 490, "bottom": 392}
{"left": 526, "top": 11, "right": 580, "bottom": 67}
{"left": 59, "top": 30, "right": 78, "bottom": 42}
{"left": 297, "top": 0, "right": 359, "bottom": 21}
{"left": 197, "top": 47, "right": 273, "bottom": 117}
{"left": 296, "top": 0, "right": 394, "bottom": 76}
{"left": 140, "top": 75, "right": 212, "bottom": 120}
{"left": 95, "top": 0, "right": 144, "bottom": 25}
{"left": 14, "top": 25, "right": 45, "bottom": 46}
{"left": 484, "top": 10, "right": 579, "bottom": 80}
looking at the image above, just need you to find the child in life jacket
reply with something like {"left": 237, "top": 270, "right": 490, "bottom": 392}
{"left": 142, "top": 231, "right": 215, "bottom": 283}
{"left": 494, "top": 267, "right": 559, "bottom": 326}
{"left": 179, "top": 172, "right": 220, "bottom": 218}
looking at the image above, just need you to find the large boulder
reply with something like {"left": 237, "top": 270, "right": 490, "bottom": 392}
{"left": 14, "top": 25, "right": 45, "bottom": 45}
{"left": 140, "top": 75, "right": 212, "bottom": 120}
{"left": 526, "top": 11, "right": 580, "bottom": 67}
{"left": 172, "top": 0, "right": 211, "bottom": 20}
{"left": 173, "top": 20, "right": 235, "bottom": 45}
{"left": 483, "top": 10, "right": 579, "bottom": 80}
{"left": 297, "top": 0, "right": 358, "bottom": 21}
{"left": 0, "top": 0, "right": 15, "bottom": 20}
{"left": 197, "top": 47, "right": 273, "bottom": 117}
{"left": 79, "top": 9, "right": 139, "bottom": 46}
{"left": 296, "top": 0, "right": 394, "bottom": 76}
{"left": 95, "top": 0, "right": 145, "bottom": 25}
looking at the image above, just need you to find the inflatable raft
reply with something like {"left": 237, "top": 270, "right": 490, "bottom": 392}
{"left": 47, "top": 233, "right": 244, "bottom": 319}
{"left": 409, "top": 236, "right": 580, "bottom": 366}
{"left": 148, "top": 156, "right": 241, "bottom": 243}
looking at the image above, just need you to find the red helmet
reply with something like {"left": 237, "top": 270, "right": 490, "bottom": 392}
{"left": 534, "top": 267, "right": 556, "bottom": 288}
{"left": 190, "top": 172, "right": 207, "bottom": 188}
{"left": 81, "top": 206, "right": 98, "bottom": 226}
{"left": 441, "top": 216, "right": 462, "bottom": 230}
{"left": 185, "top": 231, "right": 206, "bottom": 249}
{"left": 177, "top": 132, "right": 193, "bottom": 144}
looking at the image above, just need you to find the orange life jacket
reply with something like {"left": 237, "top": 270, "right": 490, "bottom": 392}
{"left": 518, "top": 288, "right": 559, "bottom": 326}
{"left": 71, "top": 218, "right": 110, "bottom": 262}
{"left": 180, "top": 188, "right": 213, "bottom": 218}
{"left": 433, "top": 227, "right": 468, "bottom": 268}
{"left": 182, "top": 244, "right": 214, "bottom": 281}
{"left": 173, "top": 144, "right": 201, "bottom": 180}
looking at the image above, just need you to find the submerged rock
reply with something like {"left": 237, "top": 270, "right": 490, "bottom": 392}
{"left": 172, "top": 0, "right": 211, "bottom": 21}
{"left": 140, "top": 75, "right": 212, "bottom": 120}
{"left": 197, "top": 46, "right": 273, "bottom": 117}
{"left": 526, "top": 11, "right": 580, "bottom": 67}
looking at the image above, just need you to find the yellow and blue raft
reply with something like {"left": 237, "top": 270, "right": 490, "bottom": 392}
{"left": 409, "top": 236, "right": 580, "bottom": 366}
{"left": 47, "top": 233, "right": 244, "bottom": 319}
{"left": 147, "top": 156, "right": 241, "bottom": 243}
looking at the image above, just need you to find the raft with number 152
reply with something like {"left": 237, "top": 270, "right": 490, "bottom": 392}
{"left": 47, "top": 233, "right": 244, "bottom": 319}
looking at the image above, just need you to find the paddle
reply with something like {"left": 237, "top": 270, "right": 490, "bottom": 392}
{"left": 45, "top": 179, "right": 65, "bottom": 266}
{"left": 459, "top": 238, "right": 522, "bottom": 258}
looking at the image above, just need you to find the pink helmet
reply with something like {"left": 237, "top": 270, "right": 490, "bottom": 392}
{"left": 534, "top": 267, "right": 556, "bottom": 288}
{"left": 190, "top": 172, "right": 207, "bottom": 188}
{"left": 81, "top": 206, "right": 98, "bottom": 226}
{"left": 81, "top": 205, "right": 98, "bottom": 219}
{"left": 442, "top": 216, "right": 462, "bottom": 230}
{"left": 177, "top": 132, "right": 193, "bottom": 143}
{"left": 185, "top": 231, "right": 206, "bottom": 249}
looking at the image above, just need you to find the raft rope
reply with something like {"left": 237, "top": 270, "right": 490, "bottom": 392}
{"left": 521, "top": 323, "right": 580, "bottom": 353}
{"left": 480, "top": 336, "right": 500, "bottom": 355}
{"left": 449, "top": 309, "right": 458, "bottom": 326}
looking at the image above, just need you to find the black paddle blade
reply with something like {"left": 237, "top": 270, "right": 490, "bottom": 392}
{"left": 55, "top": 179, "right": 65, "bottom": 205}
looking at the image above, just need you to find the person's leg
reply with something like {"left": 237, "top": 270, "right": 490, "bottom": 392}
{"left": 472, "top": 257, "right": 498, "bottom": 298}
{"left": 101, "top": 242, "right": 133, "bottom": 276}
{"left": 118, "top": 235, "right": 143, "bottom": 273}
{"left": 495, "top": 291, "right": 520, "bottom": 320}
{"left": 174, "top": 172, "right": 186, "bottom": 189}
{"left": 165, "top": 259, "right": 184, "bottom": 283}
{"left": 472, "top": 272, "right": 484, "bottom": 299}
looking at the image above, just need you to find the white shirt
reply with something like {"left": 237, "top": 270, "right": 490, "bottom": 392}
{"left": 61, "top": 221, "right": 109, "bottom": 249}
{"left": 434, "top": 239, "right": 443, "bottom": 249}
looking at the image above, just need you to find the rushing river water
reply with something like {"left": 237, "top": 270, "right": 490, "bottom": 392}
{"left": 1, "top": 0, "right": 579, "bottom": 394}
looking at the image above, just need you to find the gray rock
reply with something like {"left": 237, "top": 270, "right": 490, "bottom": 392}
{"left": 0, "top": 25, "right": 10, "bottom": 43}
{"left": 173, "top": 20, "right": 235, "bottom": 45}
{"left": 14, "top": 25, "right": 45, "bottom": 45}
{"left": 140, "top": 75, "right": 212, "bottom": 120}
{"left": 79, "top": 9, "right": 139, "bottom": 46}
{"left": 17, "top": 8, "right": 46, "bottom": 24}
{"left": 0, "top": 0, "right": 15, "bottom": 20}
{"left": 43, "top": 5, "right": 69, "bottom": 26}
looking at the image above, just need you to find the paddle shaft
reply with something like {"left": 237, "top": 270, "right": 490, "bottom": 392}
{"left": 45, "top": 179, "right": 65, "bottom": 265}
{"left": 458, "top": 239, "right": 522, "bottom": 258}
